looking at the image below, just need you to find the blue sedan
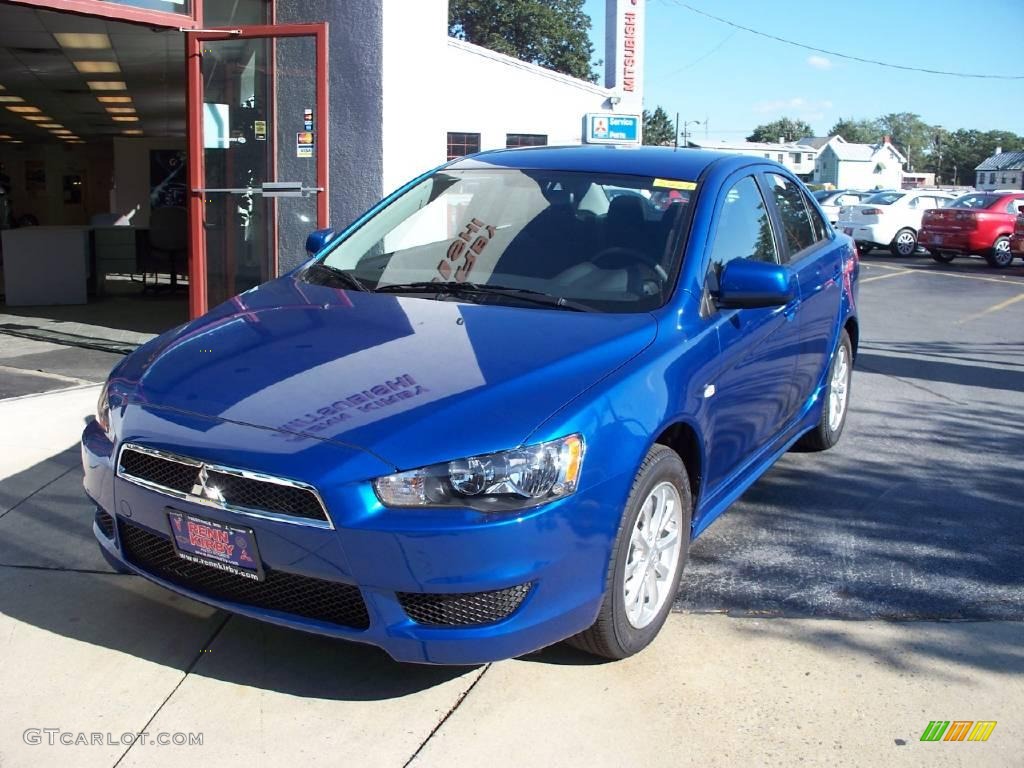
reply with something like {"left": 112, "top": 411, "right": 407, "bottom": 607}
{"left": 83, "top": 146, "right": 859, "bottom": 664}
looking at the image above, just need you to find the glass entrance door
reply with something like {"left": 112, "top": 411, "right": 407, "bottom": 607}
{"left": 186, "top": 24, "right": 328, "bottom": 317}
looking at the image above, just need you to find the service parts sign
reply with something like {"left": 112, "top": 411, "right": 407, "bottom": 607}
{"left": 585, "top": 113, "right": 642, "bottom": 145}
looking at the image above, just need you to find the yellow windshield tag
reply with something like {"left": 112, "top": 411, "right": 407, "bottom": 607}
{"left": 653, "top": 178, "right": 697, "bottom": 191}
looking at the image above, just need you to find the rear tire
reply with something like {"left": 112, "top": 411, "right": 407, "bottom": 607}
{"left": 796, "top": 329, "right": 853, "bottom": 452}
{"left": 930, "top": 250, "right": 956, "bottom": 264}
{"left": 566, "top": 445, "right": 691, "bottom": 660}
{"left": 985, "top": 236, "right": 1013, "bottom": 268}
{"left": 890, "top": 228, "right": 918, "bottom": 257}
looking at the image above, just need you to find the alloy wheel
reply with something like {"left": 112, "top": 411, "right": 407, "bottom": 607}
{"left": 895, "top": 231, "right": 916, "bottom": 256}
{"left": 828, "top": 344, "right": 850, "bottom": 432}
{"left": 623, "top": 481, "right": 684, "bottom": 629}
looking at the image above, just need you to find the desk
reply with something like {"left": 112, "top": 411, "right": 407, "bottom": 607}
{"left": 2, "top": 226, "right": 91, "bottom": 306}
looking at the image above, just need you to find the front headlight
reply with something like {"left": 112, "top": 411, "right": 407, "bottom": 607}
{"left": 374, "top": 434, "right": 584, "bottom": 511}
{"left": 96, "top": 380, "right": 111, "bottom": 434}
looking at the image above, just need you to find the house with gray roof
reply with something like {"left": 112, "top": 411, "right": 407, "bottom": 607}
{"left": 974, "top": 149, "right": 1024, "bottom": 191}
{"left": 815, "top": 137, "right": 905, "bottom": 190}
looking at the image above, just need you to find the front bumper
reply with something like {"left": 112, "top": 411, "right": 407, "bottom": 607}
{"left": 83, "top": 421, "right": 626, "bottom": 664}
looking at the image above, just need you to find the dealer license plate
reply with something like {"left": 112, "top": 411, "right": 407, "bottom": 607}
{"left": 167, "top": 508, "right": 264, "bottom": 581}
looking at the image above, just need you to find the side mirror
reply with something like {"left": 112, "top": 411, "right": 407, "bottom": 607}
{"left": 305, "top": 227, "right": 336, "bottom": 257}
{"left": 716, "top": 258, "right": 795, "bottom": 309}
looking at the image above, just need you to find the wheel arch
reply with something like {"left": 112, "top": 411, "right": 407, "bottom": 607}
{"left": 652, "top": 420, "right": 703, "bottom": 513}
{"left": 844, "top": 315, "right": 860, "bottom": 361}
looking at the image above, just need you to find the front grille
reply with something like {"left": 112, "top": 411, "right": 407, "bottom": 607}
{"left": 119, "top": 521, "right": 370, "bottom": 630}
{"left": 95, "top": 509, "right": 115, "bottom": 539}
{"left": 117, "top": 445, "right": 330, "bottom": 526}
{"left": 204, "top": 470, "right": 326, "bottom": 521}
{"left": 398, "top": 584, "right": 533, "bottom": 626}
{"left": 120, "top": 448, "right": 198, "bottom": 493}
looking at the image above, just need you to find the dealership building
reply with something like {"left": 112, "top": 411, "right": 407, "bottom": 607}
{"left": 0, "top": 0, "right": 646, "bottom": 326}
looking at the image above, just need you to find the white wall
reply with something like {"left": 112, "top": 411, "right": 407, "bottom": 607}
{"left": 444, "top": 40, "right": 613, "bottom": 150}
{"left": 381, "top": 0, "right": 448, "bottom": 196}
{"left": 112, "top": 136, "right": 185, "bottom": 227}
{"left": 379, "top": 2, "right": 629, "bottom": 195}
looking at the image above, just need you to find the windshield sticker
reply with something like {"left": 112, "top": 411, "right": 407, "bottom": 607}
{"left": 441, "top": 218, "right": 496, "bottom": 283}
{"left": 653, "top": 178, "right": 697, "bottom": 191}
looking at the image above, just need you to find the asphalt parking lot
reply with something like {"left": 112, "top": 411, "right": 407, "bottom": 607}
{"left": 1, "top": 250, "right": 1022, "bottom": 767}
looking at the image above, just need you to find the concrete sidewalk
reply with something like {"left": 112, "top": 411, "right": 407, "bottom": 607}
{"left": 1, "top": 371, "right": 1021, "bottom": 767}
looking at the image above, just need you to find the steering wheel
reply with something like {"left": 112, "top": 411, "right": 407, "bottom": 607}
{"left": 591, "top": 247, "right": 668, "bottom": 289}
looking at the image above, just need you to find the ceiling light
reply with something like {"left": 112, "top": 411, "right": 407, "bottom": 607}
{"left": 0, "top": 96, "right": 25, "bottom": 103}
{"left": 23, "top": 115, "right": 53, "bottom": 122}
{"left": 73, "top": 61, "right": 121, "bottom": 74}
{"left": 105, "top": 106, "right": 136, "bottom": 114}
{"left": 0, "top": 134, "right": 11, "bottom": 140}
{"left": 87, "top": 81, "right": 127, "bottom": 91}
{"left": 55, "top": 33, "right": 112, "bottom": 49}
{"left": 50, "top": 129, "right": 73, "bottom": 134}
{"left": 111, "top": 115, "right": 139, "bottom": 122}
{"left": 7, "top": 140, "right": 24, "bottom": 144}
{"left": 6, "top": 105, "right": 41, "bottom": 114}
{"left": 39, "top": 123, "right": 63, "bottom": 129}
{"left": 122, "top": 129, "right": 144, "bottom": 135}
{"left": 97, "top": 96, "right": 132, "bottom": 104}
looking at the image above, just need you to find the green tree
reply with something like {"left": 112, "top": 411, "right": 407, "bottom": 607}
{"left": 876, "top": 112, "right": 933, "bottom": 171}
{"left": 449, "top": 0, "right": 598, "bottom": 82}
{"left": 747, "top": 117, "right": 813, "bottom": 143}
{"left": 827, "top": 117, "right": 882, "bottom": 144}
{"left": 643, "top": 107, "right": 676, "bottom": 146}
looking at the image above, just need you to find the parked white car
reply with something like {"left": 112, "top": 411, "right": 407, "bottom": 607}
{"left": 837, "top": 190, "right": 959, "bottom": 256}
{"left": 812, "top": 189, "right": 872, "bottom": 225}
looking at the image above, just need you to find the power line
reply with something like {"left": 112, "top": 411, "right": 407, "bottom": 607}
{"left": 664, "top": 1, "right": 1024, "bottom": 80}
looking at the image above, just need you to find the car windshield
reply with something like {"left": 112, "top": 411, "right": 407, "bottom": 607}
{"left": 863, "top": 192, "right": 904, "bottom": 205}
{"left": 951, "top": 193, "right": 1000, "bottom": 209}
{"left": 311, "top": 169, "right": 693, "bottom": 313}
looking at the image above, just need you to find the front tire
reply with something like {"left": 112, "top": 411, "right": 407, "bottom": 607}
{"left": 985, "top": 236, "right": 1013, "bottom": 268}
{"left": 797, "top": 329, "right": 853, "bottom": 451}
{"left": 566, "top": 445, "right": 691, "bottom": 660}
{"left": 930, "top": 250, "right": 956, "bottom": 264}
{"left": 890, "top": 228, "right": 918, "bottom": 257}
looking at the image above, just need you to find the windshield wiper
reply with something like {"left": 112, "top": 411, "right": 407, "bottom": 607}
{"left": 373, "top": 281, "right": 595, "bottom": 312}
{"left": 304, "top": 262, "right": 370, "bottom": 292}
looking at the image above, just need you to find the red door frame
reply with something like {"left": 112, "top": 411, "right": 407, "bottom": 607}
{"left": 185, "top": 23, "right": 329, "bottom": 318}
{"left": 8, "top": 0, "right": 203, "bottom": 29}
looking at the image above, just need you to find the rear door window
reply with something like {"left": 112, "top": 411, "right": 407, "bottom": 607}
{"left": 765, "top": 173, "right": 817, "bottom": 259}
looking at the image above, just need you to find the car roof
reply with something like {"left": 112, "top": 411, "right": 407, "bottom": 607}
{"left": 446, "top": 145, "right": 744, "bottom": 181}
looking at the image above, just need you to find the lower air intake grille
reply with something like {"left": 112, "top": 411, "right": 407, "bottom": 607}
{"left": 95, "top": 509, "right": 115, "bottom": 539}
{"left": 398, "top": 584, "right": 532, "bottom": 626}
{"left": 119, "top": 521, "right": 369, "bottom": 630}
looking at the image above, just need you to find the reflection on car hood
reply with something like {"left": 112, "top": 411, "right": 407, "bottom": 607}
{"left": 118, "top": 275, "right": 658, "bottom": 470}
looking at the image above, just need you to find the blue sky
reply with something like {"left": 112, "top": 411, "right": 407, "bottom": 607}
{"left": 582, "top": 0, "right": 1024, "bottom": 139}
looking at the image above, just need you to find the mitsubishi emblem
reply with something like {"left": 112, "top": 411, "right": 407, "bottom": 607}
{"left": 192, "top": 465, "right": 225, "bottom": 503}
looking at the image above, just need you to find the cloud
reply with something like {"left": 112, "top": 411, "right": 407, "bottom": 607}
{"left": 753, "top": 97, "right": 808, "bottom": 114}
{"left": 807, "top": 55, "right": 832, "bottom": 70}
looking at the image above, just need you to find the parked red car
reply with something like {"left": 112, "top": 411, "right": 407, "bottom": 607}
{"left": 919, "top": 191, "right": 1024, "bottom": 268}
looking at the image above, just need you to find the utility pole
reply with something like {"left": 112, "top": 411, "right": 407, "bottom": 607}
{"left": 674, "top": 112, "right": 680, "bottom": 149}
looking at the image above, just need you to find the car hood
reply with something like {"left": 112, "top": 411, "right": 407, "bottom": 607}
{"left": 117, "top": 275, "right": 657, "bottom": 470}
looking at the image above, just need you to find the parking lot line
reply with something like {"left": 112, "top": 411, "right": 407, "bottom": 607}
{"left": 861, "top": 269, "right": 914, "bottom": 284}
{"left": 957, "top": 291, "right": 1024, "bottom": 324}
